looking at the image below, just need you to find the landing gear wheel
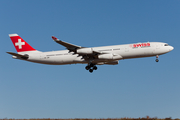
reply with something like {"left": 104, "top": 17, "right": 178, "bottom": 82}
{"left": 155, "top": 59, "right": 159, "bottom": 62}
{"left": 155, "top": 55, "right": 159, "bottom": 62}
{"left": 85, "top": 66, "right": 90, "bottom": 70}
{"left": 93, "top": 66, "right": 97, "bottom": 70}
{"left": 89, "top": 69, "right": 93, "bottom": 73}
{"left": 86, "top": 62, "right": 97, "bottom": 73}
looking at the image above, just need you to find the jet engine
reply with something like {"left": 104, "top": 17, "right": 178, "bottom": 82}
{"left": 98, "top": 54, "right": 122, "bottom": 60}
{"left": 76, "top": 48, "right": 93, "bottom": 54}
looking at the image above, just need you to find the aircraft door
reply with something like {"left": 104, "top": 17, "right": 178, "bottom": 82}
{"left": 156, "top": 44, "right": 160, "bottom": 49}
{"left": 153, "top": 44, "right": 160, "bottom": 55}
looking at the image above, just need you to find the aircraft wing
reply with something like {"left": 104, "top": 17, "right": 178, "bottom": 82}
{"left": 52, "top": 36, "right": 84, "bottom": 51}
{"left": 52, "top": 36, "right": 102, "bottom": 57}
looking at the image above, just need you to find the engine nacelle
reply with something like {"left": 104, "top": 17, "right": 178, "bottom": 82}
{"left": 76, "top": 48, "right": 93, "bottom": 54}
{"left": 98, "top": 54, "right": 122, "bottom": 60}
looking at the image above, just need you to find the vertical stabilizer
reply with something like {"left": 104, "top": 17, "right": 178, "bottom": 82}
{"left": 9, "top": 34, "right": 36, "bottom": 53}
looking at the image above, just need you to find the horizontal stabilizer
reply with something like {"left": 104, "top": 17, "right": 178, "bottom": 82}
{"left": 6, "top": 52, "right": 29, "bottom": 59}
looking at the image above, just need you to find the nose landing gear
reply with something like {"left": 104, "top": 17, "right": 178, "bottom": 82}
{"left": 155, "top": 55, "right": 159, "bottom": 62}
{"left": 85, "top": 63, "right": 98, "bottom": 73}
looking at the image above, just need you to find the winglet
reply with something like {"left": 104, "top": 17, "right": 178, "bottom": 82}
{"left": 52, "top": 36, "right": 58, "bottom": 41}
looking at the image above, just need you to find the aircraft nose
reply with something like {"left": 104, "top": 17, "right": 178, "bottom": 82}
{"left": 169, "top": 46, "right": 174, "bottom": 51}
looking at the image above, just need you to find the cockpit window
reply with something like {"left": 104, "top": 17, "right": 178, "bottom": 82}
{"left": 164, "top": 44, "right": 169, "bottom": 46}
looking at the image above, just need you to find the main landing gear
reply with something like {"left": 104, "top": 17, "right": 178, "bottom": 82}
{"left": 85, "top": 63, "right": 97, "bottom": 73}
{"left": 155, "top": 55, "right": 159, "bottom": 62}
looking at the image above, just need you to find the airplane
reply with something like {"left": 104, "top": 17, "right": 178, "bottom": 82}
{"left": 7, "top": 34, "right": 174, "bottom": 73}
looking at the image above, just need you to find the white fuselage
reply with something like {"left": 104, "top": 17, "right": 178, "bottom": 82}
{"left": 17, "top": 42, "right": 173, "bottom": 65}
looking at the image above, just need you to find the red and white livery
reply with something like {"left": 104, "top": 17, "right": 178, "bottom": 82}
{"left": 7, "top": 34, "right": 174, "bottom": 73}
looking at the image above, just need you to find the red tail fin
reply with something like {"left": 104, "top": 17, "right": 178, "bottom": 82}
{"left": 9, "top": 34, "right": 36, "bottom": 52}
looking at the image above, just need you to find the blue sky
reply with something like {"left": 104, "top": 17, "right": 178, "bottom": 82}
{"left": 0, "top": 0, "right": 180, "bottom": 119}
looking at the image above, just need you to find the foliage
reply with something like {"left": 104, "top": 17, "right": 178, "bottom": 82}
{"left": 1, "top": 116, "right": 179, "bottom": 120}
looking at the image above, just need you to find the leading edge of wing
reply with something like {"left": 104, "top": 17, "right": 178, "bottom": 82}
{"left": 52, "top": 36, "right": 84, "bottom": 51}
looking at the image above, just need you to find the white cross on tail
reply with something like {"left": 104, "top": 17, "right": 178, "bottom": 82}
{"left": 15, "top": 39, "right": 25, "bottom": 49}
